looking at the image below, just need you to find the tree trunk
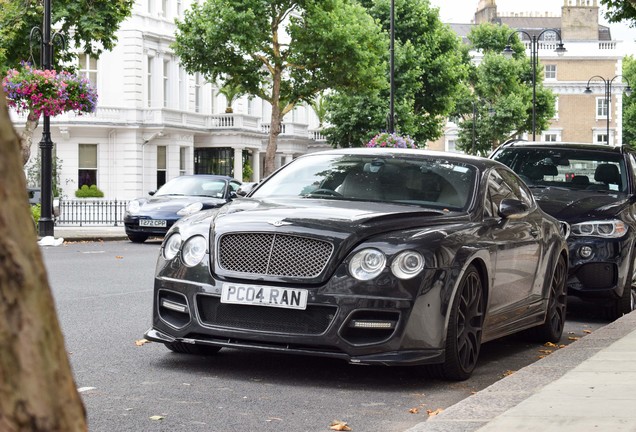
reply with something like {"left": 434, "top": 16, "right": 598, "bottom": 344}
{"left": 264, "top": 69, "right": 283, "bottom": 177}
{"left": 20, "top": 113, "right": 39, "bottom": 166}
{"left": 0, "top": 88, "right": 87, "bottom": 430}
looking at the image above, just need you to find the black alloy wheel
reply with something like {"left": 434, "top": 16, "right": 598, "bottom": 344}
{"left": 435, "top": 265, "right": 484, "bottom": 381}
{"left": 528, "top": 254, "right": 567, "bottom": 342}
{"left": 164, "top": 341, "right": 222, "bottom": 355}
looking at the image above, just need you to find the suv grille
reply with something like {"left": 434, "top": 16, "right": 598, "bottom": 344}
{"left": 218, "top": 233, "right": 333, "bottom": 278}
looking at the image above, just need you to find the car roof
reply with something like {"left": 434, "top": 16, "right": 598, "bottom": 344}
{"left": 301, "top": 147, "right": 503, "bottom": 170}
{"left": 496, "top": 140, "right": 633, "bottom": 155}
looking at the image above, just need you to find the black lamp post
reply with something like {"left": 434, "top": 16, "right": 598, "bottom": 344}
{"left": 29, "top": 0, "right": 63, "bottom": 237}
{"left": 503, "top": 29, "right": 566, "bottom": 141}
{"left": 584, "top": 75, "right": 632, "bottom": 145}
{"left": 388, "top": 0, "right": 396, "bottom": 133}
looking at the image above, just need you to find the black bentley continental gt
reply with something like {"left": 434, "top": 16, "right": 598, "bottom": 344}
{"left": 144, "top": 149, "right": 568, "bottom": 380}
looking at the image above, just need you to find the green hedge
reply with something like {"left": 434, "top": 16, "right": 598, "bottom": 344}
{"left": 75, "top": 184, "right": 104, "bottom": 198}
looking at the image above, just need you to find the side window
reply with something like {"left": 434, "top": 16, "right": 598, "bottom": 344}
{"left": 485, "top": 169, "right": 533, "bottom": 217}
{"left": 229, "top": 181, "right": 241, "bottom": 193}
{"left": 629, "top": 154, "right": 636, "bottom": 190}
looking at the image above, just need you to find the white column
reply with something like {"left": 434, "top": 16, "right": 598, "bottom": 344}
{"left": 233, "top": 147, "right": 243, "bottom": 180}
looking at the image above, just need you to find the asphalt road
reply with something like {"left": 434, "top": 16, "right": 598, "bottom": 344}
{"left": 40, "top": 240, "right": 608, "bottom": 432}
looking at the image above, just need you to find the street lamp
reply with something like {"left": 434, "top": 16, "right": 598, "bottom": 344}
{"left": 583, "top": 75, "right": 632, "bottom": 145}
{"left": 503, "top": 29, "right": 566, "bottom": 140}
{"left": 29, "top": 0, "right": 64, "bottom": 237}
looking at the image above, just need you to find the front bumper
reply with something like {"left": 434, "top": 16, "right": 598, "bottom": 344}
{"left": 146, "top": 255, "right": 452, "bottom": 366}
{"left": 566, "top": 235, "right": 634, "bottom": 299}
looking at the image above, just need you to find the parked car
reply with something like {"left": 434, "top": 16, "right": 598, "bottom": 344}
{"left": 490, "top": 141, "right": 636, "bottom": 320}
{"left": 144, "top": 148, "right": 568, "bottom": 380}
{"left": 124, "top": 175, "right": 241, "bottom": 243}
{"left": 27, "top": 187, "right": 60, "bottom": 218}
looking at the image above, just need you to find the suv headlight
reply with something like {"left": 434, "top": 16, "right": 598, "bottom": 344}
{"left": 349, "top": 248, "right": 386, "bottom": 281}
{"left": 570, "top": 220, "right": 627, "bottom": 238}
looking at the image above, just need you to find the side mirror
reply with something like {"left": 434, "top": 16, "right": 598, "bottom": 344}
{"left": 498, "top": 198, "right": 529, "bottom": 219}
{"left": 148, "top": 191, "right": 156, "bottom": 196}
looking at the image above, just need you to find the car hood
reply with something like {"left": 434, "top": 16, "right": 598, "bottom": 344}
{"left": 531, "top": 187, "right": 630, "bottom": 222}
{"left": 140, "top": 195, "right": 227, "bottom": 211}
{"left": 212, "top": 197, "right": 466, "bottom": 240}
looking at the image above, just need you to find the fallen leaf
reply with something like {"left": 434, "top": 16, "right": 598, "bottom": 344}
{"left": 568, "top": 336, "right": 579, "bottom": 341}
{"left": 502, "top": 370, "right": 515, "bottom": 377}
{"left": 135, "top": 339, "right": 150, "bottom": 346}
{"left": 266, "top": 417, "right": 283, "bottom": 422}
{"left": 559, "top": 344, "right": 567, "bottom": 348}
{"left": 115, "top": 256, "right": 124, "bottom": 259}
{"left": 427, "top": 408, "right": 443, "bottom": 417}
{"left": 409, "top": 408, "right": 420, "bottom": 414}
{"left": 538, "top": 349, "right": 553, "bottom": 354}
{"left": 583, "top": 330, "right": 592, "bottom": 334}
{"left": 149, "top": 415, "right": 165, "bottom": 421}
{"left": 544, "top": 342, "right": 557, "bottom": 347}
{"left": 329, "top": 420, "right": 352, "bottom": 431}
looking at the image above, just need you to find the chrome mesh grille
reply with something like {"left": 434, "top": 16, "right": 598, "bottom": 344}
{"left": 218, "top": 233, "right": 333, "bottom": 278}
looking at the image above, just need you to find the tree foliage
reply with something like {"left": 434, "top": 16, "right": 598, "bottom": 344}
{"left": 454, "top": 23, "right": 556, "bottom": 155}
{"left": 324, "top": 0, "right": 469, "bottom": 148}
{"left": 623, "top": 55, "right": 636, "bottom": 147}
{"left": 600, "top": 0, "right": 636, "bottom": 26}
{"left": 0, "top": 0, "right": 134, "bottom": 72}
{"left": 173, "top": 0, "right": 387, "bottom": 176}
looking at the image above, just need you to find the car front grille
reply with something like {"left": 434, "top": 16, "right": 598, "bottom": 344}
{"left": 217, "top": 233, "right": 333, "bottom": 278}
{"left": 197, "top": 295, "right": 337, "bottom": 335}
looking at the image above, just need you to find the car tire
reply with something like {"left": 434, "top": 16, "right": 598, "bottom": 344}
{"left": 526, "top": 254, "right": 567, "bottom": 343}
{"left": 164, "top": 341, "right": 222, "bottom": 355}
{"left": 431, "top": 265, "right": 484, "bottom": 381}
{"left": 605, "top": 277, "right": 635, "bottom": 321}
{"left": 127, "top": 234, "right": 149, "bottom": 243}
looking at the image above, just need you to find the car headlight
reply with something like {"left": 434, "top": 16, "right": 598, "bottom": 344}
{"left": 182, "top": 235, "right": 207, "bottom": 267}
{"left": 349, "top": 248, "right": 386, "bottom": 281}
{"left": 177, "top": 202, "right": 203, "bottom": 216}
{"left": 163, "top": 233, "right": 182, "bottom": 260}
{"left": 570, "top": 220, "right": 627, "bottom": 238}
{"left": 127, "top": 200, "right": 141, "bottom": 214}
{"left": 391, "top": 251, "right": 425, "bottom": 279}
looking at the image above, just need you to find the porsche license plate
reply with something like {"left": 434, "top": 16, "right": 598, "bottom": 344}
{"left": 221, "top": 283, "right": 308, "bottom": 310}
{"left": 139, "top": 219, "right": 167, "bottom": 227}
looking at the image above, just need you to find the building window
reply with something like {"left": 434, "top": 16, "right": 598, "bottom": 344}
{"left": 160, "top": 0, "right": 167, "bottom": 17}
{"left": 163, "top": 59, "right": 170, "bottom": 108}
{"left": 78, "top": 144, "right": 98, "bottom": 188}
{"left": 446, "top": 139, "right": 459, "bottom": 153}
{"left": 180, "top": 147, "right": 187, "bottom": 175}
{"left": 147, "top": 56, "right": 153, "bottom": 107}
{"left": 595, "top": 133, "right": 608, "bottom": 144}
{"left": 195, "top": 73, "right": 203, "bottom": 113}
{"left": 194, "top": 148, "right": 233, "bottom": 176}
{"left": 147, "top": 0, "right": 153, "bottom": 14}
{"left": 544, "top": 133, "right": 558, "bottom": 142}
{"left": 78, "top": 54, "right": 98, "bottom": 87}
{"left": 157, "top": 146, "right": 167, "bottom": 187}
{"left": 179, "top": 67, "right": 186, "bottom": 110}
{"left": 596, "top": 98, "right": 608, "bottom": 119}
{"left": 544, "top": 64, "right": 556, "bottom": 80}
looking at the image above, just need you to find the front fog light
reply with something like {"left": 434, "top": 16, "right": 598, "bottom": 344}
{"left": 391, "top": 251, "right": 425, "bottom": 279}
{"left": 579, "top": 245, "right": 593, "bottom": 259}
{"left": 349, "top": 248, "right": 386, "bottom": 281}
{"left": 182, "top": 235, "right": 207, "bottom": 267}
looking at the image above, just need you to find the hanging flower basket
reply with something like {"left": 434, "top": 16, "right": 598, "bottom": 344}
{"left": 366, "top": 132, "right": 417, "bottom": 149}
{"left": 2, "top": 62, "right": 98, "bottom": 119}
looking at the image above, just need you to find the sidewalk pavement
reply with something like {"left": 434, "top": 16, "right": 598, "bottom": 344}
{"left": 41, "top": 226, "right": 636, "bottom": 432}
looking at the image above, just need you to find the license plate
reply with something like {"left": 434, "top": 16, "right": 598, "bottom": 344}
{"left": 221, "top": 283, "right": 308, "bottom": 310}
{"left": 139, "top": 219, "right": 167, "bottom": 227}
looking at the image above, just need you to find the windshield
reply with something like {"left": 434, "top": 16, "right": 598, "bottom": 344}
{"left": 493, "top": 147, "right": 628, "bottom": 193}
{"left": 155, "top": 176, "right": 227, "bottom": 198}
{"left": 251, "top": 153, "right": 477, "bottom": 210}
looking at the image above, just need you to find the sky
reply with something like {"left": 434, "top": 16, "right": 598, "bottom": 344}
{"left": 429, "top": 0, "right": 636, "bottom": 55}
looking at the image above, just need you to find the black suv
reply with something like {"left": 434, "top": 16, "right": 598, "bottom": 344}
{"left": 491, "top": 141, "right": 636, "bottom": 319}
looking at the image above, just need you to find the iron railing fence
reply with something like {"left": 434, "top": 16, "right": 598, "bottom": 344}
{"left": 57, "top": 199, "right": 129, "bottom": 226}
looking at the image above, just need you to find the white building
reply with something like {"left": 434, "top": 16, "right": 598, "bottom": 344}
{"left": 15, "top": 0, "right": 327, "bottom": 200}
